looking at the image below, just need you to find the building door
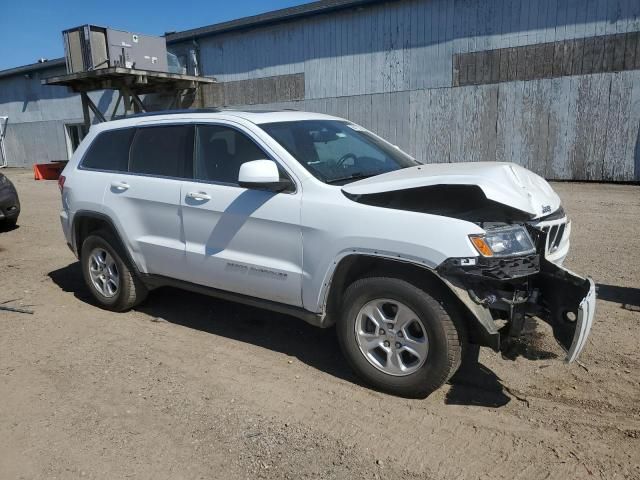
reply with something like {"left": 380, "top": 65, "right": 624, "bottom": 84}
{"left": 65, "top": 123, "right": 89, "bottom": 158}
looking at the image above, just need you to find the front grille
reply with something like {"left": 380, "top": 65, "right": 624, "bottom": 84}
{"left": 539, "top": 222, "right": 566, "bottom": 254}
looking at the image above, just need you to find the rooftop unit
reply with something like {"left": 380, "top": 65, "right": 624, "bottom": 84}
{"left": 63, "top": 25, "right": 169, "bottom": 74}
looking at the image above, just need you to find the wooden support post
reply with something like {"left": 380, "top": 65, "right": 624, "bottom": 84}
{"left": 130, "top": 92, "right": 146, "bottom": 113}
{"left": 86, "top": 97, "right": 107, "bottom": 123}
{"left": 121, "top": 89, "right": 132, "bottom": 116}
{"left": 170, "top": 90, "right": 182, "bottom": 109}
{"left": 80, "top": 92, "right": 91, "bottom": 129}
{"left": 110, "top": 92, "right": 122, "bottom": 120}
{"left": 120, "top": 86, "right": 145, "bottom": 114}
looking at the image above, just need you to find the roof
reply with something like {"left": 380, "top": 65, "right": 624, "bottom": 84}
{"left": 0, "top": 0, "right": 388, "bottom": 79}
{"left": 165, "top": 0, "right": 387, "bottom": 42}
{"left": 0, "top": 58, "right": 65, "bottom": 80}
{"left": 92, "top": 109, "right": 342, "bottom": 131}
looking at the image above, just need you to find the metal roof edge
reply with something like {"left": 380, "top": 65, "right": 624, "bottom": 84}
{"left": 166, "top": 0, "right": 387, "bottom": 43}
{"left": 0, "top": 58, "right": 66, "bottom": 80}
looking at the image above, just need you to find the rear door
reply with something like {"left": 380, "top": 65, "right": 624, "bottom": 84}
{"left": 180, "top": 122, "right": 303, "bottom": 306}
{"left": 101, "top": 123, "right": 194, "bottom": 279}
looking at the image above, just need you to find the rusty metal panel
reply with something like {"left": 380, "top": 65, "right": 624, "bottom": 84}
{"left": 453, "top": 31, "right": 640, "bottom": 87}
{"left": 624, "top": 32, "right": 639, "bottom": 70}
{"left": 213, "top": 73, "right": 305, "bottom": 107}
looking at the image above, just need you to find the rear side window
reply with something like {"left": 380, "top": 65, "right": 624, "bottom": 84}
{"left": 81, "top": 128, "right": 135, "bottom": 172}
{"left": 129, "top": 125, "right": 194, "bottom": 178}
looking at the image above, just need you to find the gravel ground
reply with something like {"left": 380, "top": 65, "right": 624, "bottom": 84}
{"left": 0, "top": 168, "right": 638, "bottom": 480}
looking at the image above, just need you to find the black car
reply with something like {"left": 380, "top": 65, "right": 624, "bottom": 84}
{"left": 0, "top": 171, "right": 20, "bottom": 228}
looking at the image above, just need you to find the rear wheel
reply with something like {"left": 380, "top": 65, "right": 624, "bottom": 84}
{"left": 81, "top": 231, "right": 147, "bottom": 311}
{"left": 337, "top": 276, "right": 463, "bottom": 398}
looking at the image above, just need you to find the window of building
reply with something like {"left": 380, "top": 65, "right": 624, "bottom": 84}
{"left": 129, "top": 125, "right": 194, "bottom": 178}
{"left": 80, "top": 128, "right": 135, "bottom": 172}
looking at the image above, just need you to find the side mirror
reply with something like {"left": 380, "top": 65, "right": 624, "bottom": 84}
{"left": 238, "top": 160, "right": 292, "bottom": 192}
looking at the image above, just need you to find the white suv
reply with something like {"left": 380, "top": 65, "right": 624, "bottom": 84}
{"left": 59, "top": 110, "right": 595, "bottom": 397}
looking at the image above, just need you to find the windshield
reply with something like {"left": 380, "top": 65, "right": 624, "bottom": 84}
{"left": 260, "top": 120, "right": 419, "bottom": 184}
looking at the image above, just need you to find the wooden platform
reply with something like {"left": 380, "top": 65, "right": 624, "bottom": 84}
{"left": 42, "top": 68, "right": 217, "bottom": 125}
{"left": 42, "top": 67, "right": 215, "bottom": 94}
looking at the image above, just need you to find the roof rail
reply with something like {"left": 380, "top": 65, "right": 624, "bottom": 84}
{"left": 124, "top": 108, "right": 221, "bottom": 119}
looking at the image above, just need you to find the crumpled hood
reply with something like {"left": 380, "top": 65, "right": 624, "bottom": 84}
{"left": 342, "top": 162, "right": 561, "bottom": 218}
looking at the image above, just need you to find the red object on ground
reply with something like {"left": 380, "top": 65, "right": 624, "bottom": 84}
{"left": 33, "top": 163, "right": 65, "bottom": 180}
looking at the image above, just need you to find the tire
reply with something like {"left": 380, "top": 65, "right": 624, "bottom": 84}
{"left": 80, "top": 230, "right": 147, "bottom": 311}
{"left": 2, "top": 217, "right": 17, "bottom": 229}
{"left": 337, "top": 276, "right": 463, "bottom": 398}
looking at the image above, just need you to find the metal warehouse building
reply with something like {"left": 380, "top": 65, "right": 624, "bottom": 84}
{"left": 1, "top": 0, "right": 639, "bottom": 181}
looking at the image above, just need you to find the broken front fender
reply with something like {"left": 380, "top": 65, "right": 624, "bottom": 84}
{"left": 536, "top": 259, "right": 596, "bottom": 363}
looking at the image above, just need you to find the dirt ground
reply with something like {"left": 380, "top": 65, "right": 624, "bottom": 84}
{"left": 0, "top": 168, "right": 638, "bottom": 480}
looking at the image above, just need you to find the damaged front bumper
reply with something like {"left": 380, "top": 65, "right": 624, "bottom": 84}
{"left": 438, "top": 250, "right": 596, "bottom": 363}
{"left": 536, "top": 259, "right": 595, "bottom": 363}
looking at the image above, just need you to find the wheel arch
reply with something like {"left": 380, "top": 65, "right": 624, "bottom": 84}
{"left": 72, "top": 211, "right": 141, "bottom": 275}
{"left": 323, "top": 254, "right": 499, "bottom": 349}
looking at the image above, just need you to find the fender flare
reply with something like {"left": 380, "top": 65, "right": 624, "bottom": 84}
{"left": 320, "top": 251, "right": 500, "bottom": 349}
{"left": 316, "top": 248, "right": 438, "bottom": 312}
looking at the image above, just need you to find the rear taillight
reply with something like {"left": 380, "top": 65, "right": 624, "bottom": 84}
{"left": 58, "top": 175, "right": 66, "bottom": 193}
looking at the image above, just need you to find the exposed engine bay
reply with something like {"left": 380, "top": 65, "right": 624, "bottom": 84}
{"left": 344, "top": 184, "right": 534, "bottom": 224}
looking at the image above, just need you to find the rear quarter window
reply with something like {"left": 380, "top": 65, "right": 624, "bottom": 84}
{"left": 81, "top": 128, "right": 135, "bottom": 172}
{"left": 129, "top": 125, "right": 194, "bottom": 178}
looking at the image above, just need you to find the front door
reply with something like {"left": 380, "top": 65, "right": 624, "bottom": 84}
{"left": 181, "top": 123, "right": 303, "bottom": 307}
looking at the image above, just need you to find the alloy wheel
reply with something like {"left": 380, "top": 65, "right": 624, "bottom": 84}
{"left": 88, "top": 247, "right": 120, "bottom": 298}
{"left": 354, "top": 298, "right": 429, "bottom": 376}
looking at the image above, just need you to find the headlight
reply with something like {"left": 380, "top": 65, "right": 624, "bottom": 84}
{"left": 469, "top": 226, "right": 535, "bottom": 257}
{"left": 0, "top": 175, "right": 7, "bottom": 185}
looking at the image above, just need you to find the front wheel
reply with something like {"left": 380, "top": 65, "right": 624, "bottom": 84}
{"left": 337, "top": 276, "right": 463, "bottom": 398}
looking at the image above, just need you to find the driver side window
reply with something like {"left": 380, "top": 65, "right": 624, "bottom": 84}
{"left": 195, "top": 125, "right": 268, "bottom": 184}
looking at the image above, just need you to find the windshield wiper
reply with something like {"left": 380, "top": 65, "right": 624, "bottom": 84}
{"left": 325, "top": 172, "right": 377, "bottom": 184}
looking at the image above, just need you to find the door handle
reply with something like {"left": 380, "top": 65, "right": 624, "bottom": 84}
{"left": 110, "top": 181, "right": 130, "bottom": 191}
{"left": 186, "top": 191, "right": 211, "bottom": 201}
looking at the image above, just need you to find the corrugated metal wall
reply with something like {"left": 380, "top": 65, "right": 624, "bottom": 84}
{"left": 179, "top": 0, "right": 640, "bottom": 181}
{"left": 0, "top": 66, "right": 121, "bottom": 166}
{"left": 1, "top": 0, "right": 639, "bottom": 179}
{"left": 194, "top": 0, "right": 640, "bottom": 92}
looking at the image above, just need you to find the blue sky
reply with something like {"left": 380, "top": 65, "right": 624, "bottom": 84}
{"left": 0, "top": 0, "right": 312, "bottom": 71}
